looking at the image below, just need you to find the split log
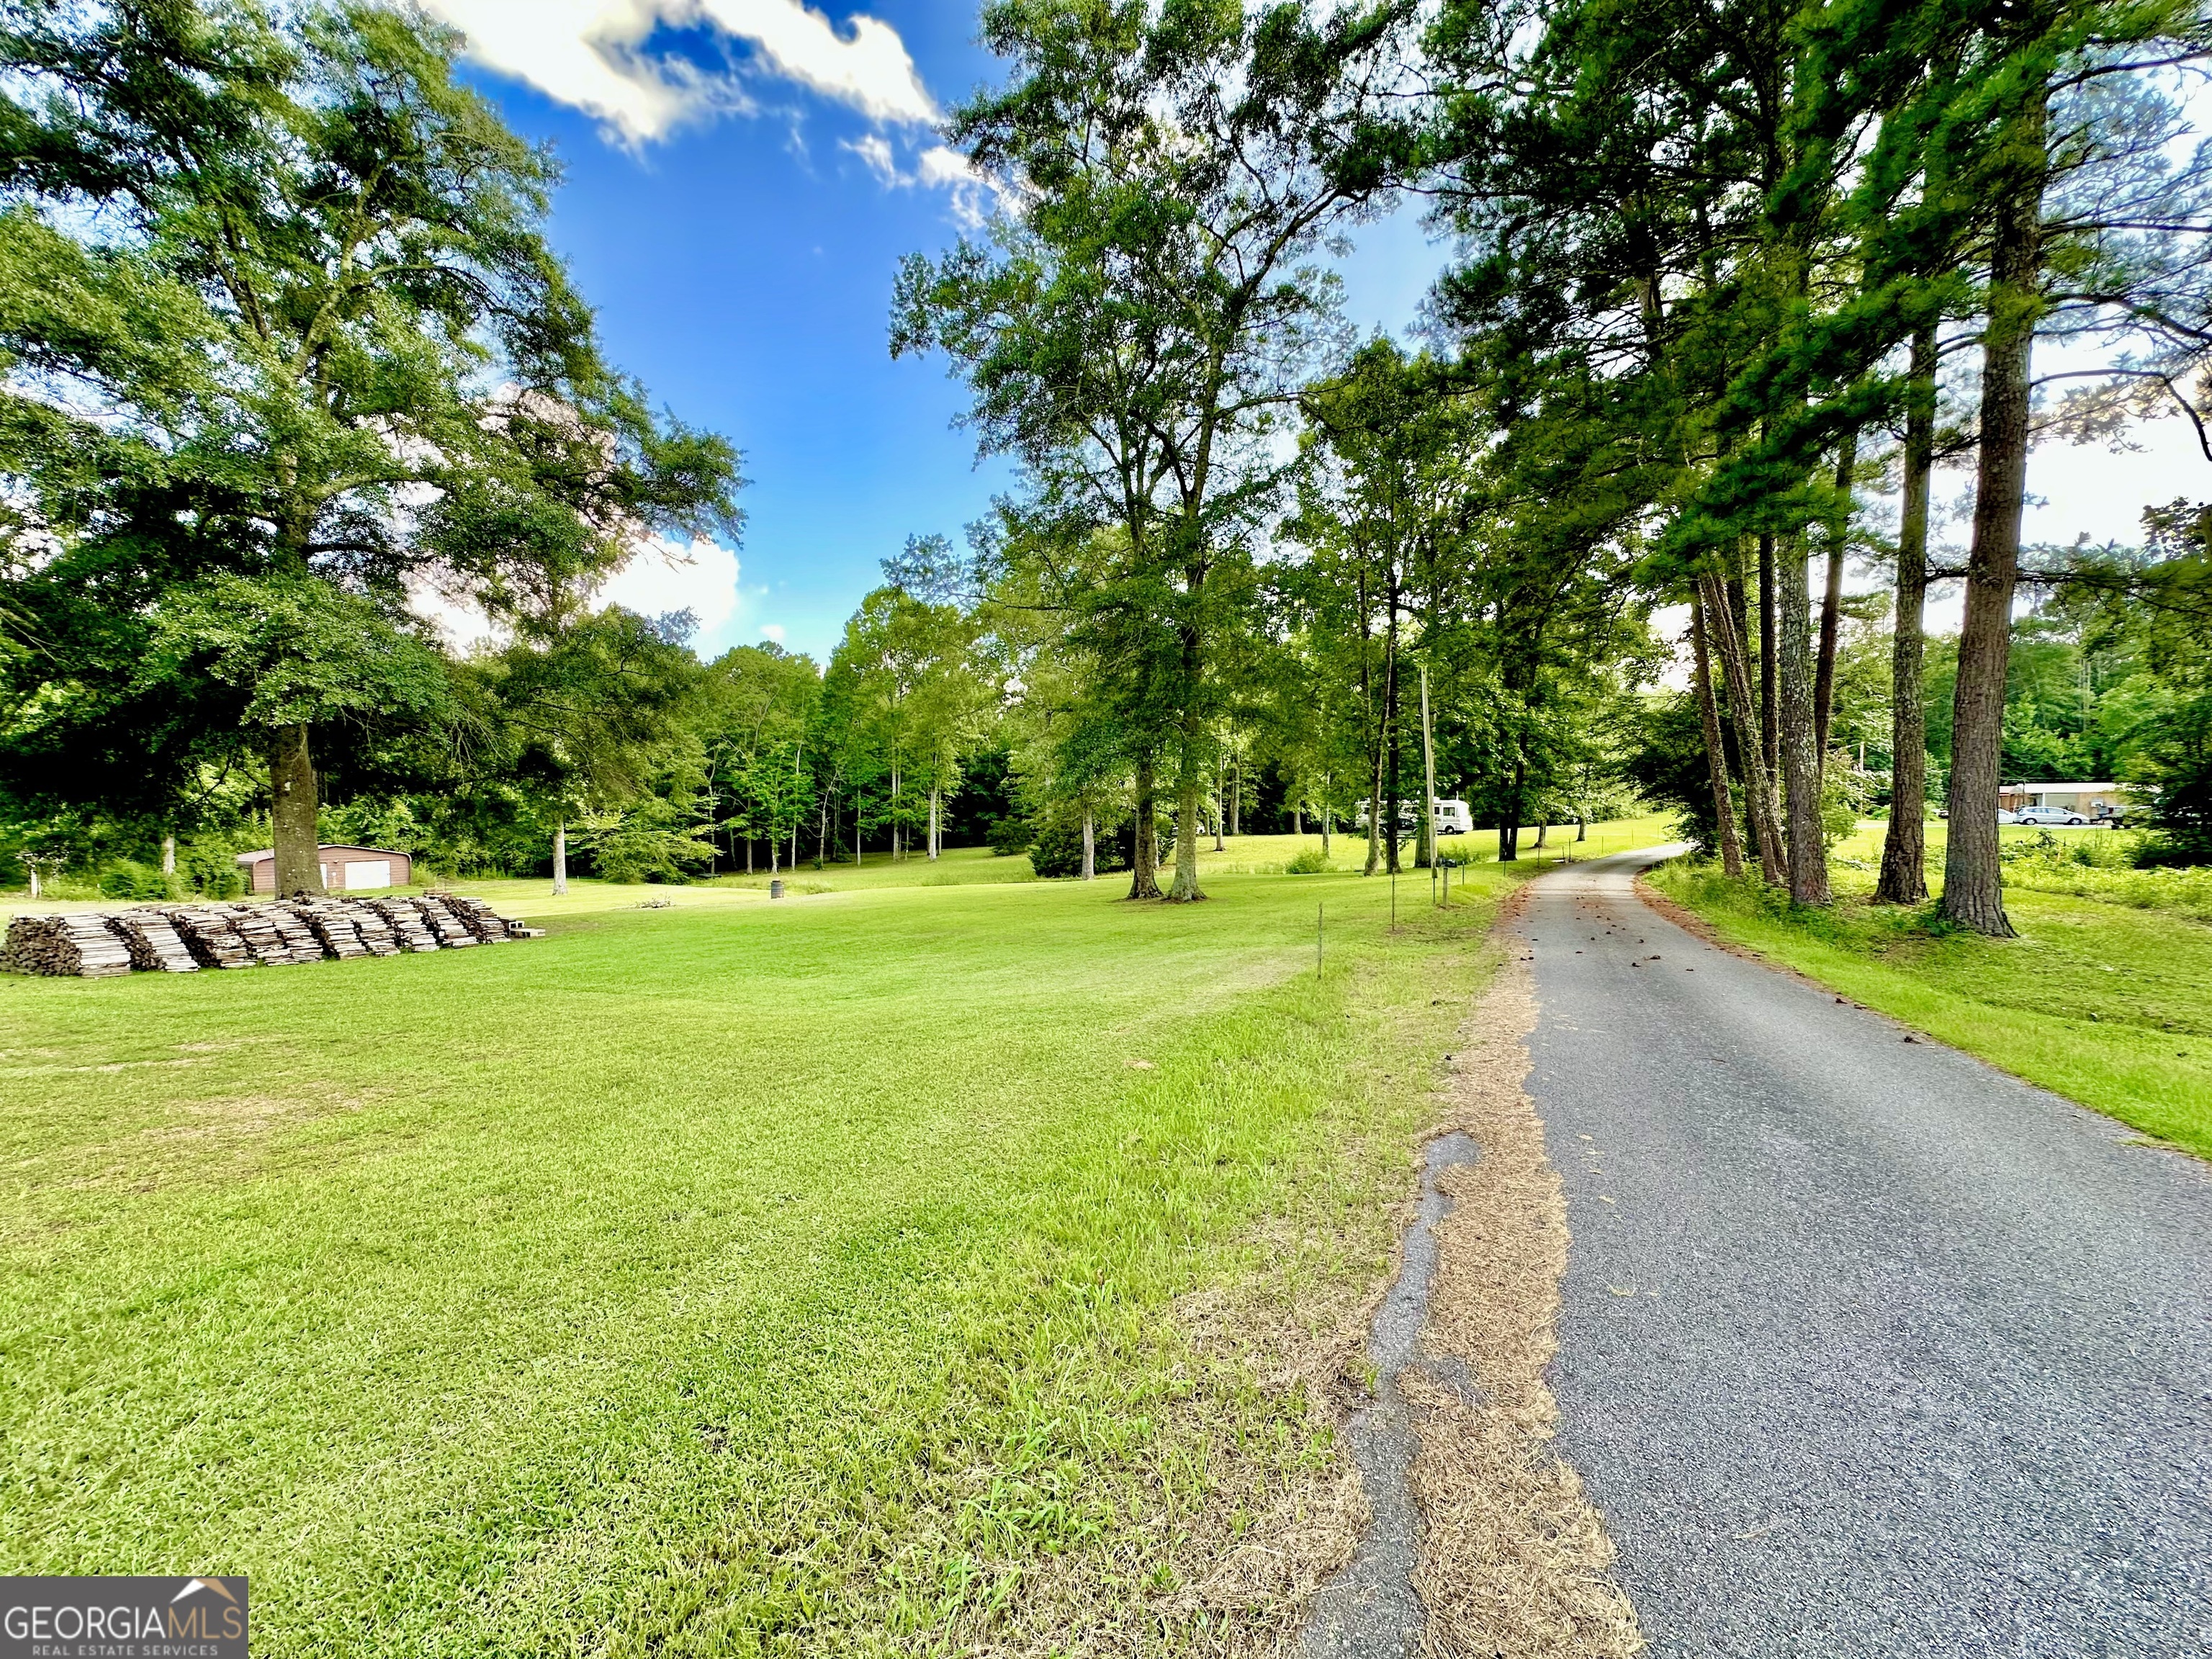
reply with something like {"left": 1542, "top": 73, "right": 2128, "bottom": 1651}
{"left": 280, "top": 899, "right": 369, "bottom": 960}
{"left": 108, "top": 910, "right": 199, "bottom": 972}
{"left": 163, "top": 907, "right": 257, "bottom": 968}
{"left": 1, "top": 914, "right": 134, "bottom": 976}
{"left": 431, "top": 892, "right": 510, "bottom": 943}
{"left": 411, "top": 895, "right": 477, "bottom": 947}
{"left": 364, "top": 898, "right": 440, "bottom": 953}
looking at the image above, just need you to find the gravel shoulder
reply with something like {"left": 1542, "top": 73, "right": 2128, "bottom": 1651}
{"left": 1519, "top": 848, "right": 2212, "bottom": 1657}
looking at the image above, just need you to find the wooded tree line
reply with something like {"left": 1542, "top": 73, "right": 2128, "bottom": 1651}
{"left": 5, "top": 0, "right": 2211, "bottom": 920}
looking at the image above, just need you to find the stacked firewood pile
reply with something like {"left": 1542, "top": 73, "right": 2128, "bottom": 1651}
{"left": 1, "top": 894, "right": 537, "bottom": 978}
{"left": 108, "top": 911, "right": 199, "bottom": 973}
{"left": 1, "top": 914, "right": 135, "bottom": 978}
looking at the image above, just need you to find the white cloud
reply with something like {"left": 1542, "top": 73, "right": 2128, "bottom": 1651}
{"left": 837, "top": 135, "right": 1007, "bottom": 227}
{"left": 601, "top": 534, "right": 742, "bottom": 634}
{"left": 842, "top": 131, "right": 901, "bottom": 187}
{"left": 758, "top": 623, "right": 787, "bottom": 643}
{"left": 696, "top": 0, "right": 935, "bottom": 125}
{"left": 421, "top": 0, "right": 934, "bottom": 143}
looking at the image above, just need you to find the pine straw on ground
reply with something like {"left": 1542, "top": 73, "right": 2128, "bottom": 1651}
{"left": 1408, "top": 942, "right": 1645, "bottom": 1657}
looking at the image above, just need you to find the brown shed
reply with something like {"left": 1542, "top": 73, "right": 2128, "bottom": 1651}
{"left": 235, "top": 844, "right": 412, "bottom": 895}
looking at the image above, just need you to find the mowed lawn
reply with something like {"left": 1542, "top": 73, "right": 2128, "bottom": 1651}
{"left": 1, "top": 844, "right": 1554, "bottom": 1655}
{"left": 1653, "top": 820, "right": 2212, "bottom": 1159}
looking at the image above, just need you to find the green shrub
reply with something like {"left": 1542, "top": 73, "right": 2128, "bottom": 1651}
{"left": 98, "top": 861, "right": 175, "bottom": 901}
{"left": 1025, "top": 821, "right": 1128, "bottom": 878}
{"left": 1283, "top": 845, "right": 1331, "bottom": 874}
{"left": 986, "top": 815, "right": 1034, "bottom": 856}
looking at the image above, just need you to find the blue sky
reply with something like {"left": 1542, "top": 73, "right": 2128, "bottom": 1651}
{"left": 426, "top": 1, "right": 2204, "bottom": 662}
{"left": 426, "top": 0, "right": 1444, "bottom": 663}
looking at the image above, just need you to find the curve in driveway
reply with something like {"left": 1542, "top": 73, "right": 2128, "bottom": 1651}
{"left": 1519, "top": 848, "right": 2212, "bottom": 1657}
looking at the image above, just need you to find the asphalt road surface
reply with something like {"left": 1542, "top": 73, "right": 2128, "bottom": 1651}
{"left": 1520, "top": 848, "right": 2212, "bottom": 1657}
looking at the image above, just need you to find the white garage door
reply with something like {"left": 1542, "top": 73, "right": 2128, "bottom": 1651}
{"left": 342, "top": 860, "right": 391, "bottom": 890}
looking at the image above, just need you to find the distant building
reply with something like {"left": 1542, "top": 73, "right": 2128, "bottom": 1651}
{"left": 235, "top": 845, "right": 412, "bottom": 894}
{"left": 1995, "top": 782, "right": 2141, "bottom": 817}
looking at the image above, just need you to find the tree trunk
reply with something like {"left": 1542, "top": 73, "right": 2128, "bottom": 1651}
{"left": 1417, "top": 664, "right": 1437, "bottom": 871}
{"left": 552, "top": 822, "right": 569, "bottom": 896}
{"left": 1814, "top": 431, "right": 1858, "bottom": 758}
{"left": 1229, "top": 759, "right": 1240, "bottom": 837}
{"left": 1383, "top": 608, "right": 1403, "bottom": 876}
{"left": 269, "top": 723, "right": 324, "bottom": 896}
{"left": 1292, "top": 804, "right": 1302, "bottom": 837}
{"left": 1169, "top": 752, "right": 1205, "bottom": 901}
{"left": 1322, "top": 800, "right": 1331, "bottom": 856}
{"left": 1497, "top": 754, "right": 1523, "bottom": 863}
{"left": 1942, "top": 92, "right": 2046, "bottom": 938}
{"left": 1364, "top": 719, "right": 1388, "bottom": 876}
{"left": 1082, "top": 809, "right": 1095, "bottom": 880}
{"left": 1691, "top": 594, "right": 1746, "bottom": 878}
{"left": 1758, "top": 534, "right": 1779, "bottom": 783}
{"left": 1876, "top": 325, "right": 1938, "bottom": 905}
{"left": 1128, "top": 756, "right": 1161, "bottom": 899}
{"left": 1777, "top": 535, "right": 1831, "bottom": 905}
{"left": 929, "top": 785, "right": 940, "bottom": 860}
{"left": 1700, "top": 569, "right": 1786, "bottom": 883}
{"left": 1213, "top": 759, "right": 1226, "bottom": 852}
{"left": 161, "top": 835, "right": 176, "bottom": 879}
{"left": 28, "top": 861, "right": 40, "bottom": 900}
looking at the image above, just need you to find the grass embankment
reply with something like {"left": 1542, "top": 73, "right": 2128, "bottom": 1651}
{"left": 1, "top": 843, "right": 1563, "bottom": 1655}
{"left": 1651, "top": 819, "right": 2212, "bottom": 1159}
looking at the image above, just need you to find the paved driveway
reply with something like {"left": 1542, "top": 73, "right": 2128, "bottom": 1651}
{"left": 1520, "top": 850, "right": 2212, "bottom": 1656}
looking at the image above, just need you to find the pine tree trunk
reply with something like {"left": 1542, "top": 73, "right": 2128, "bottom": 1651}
{"left": 1876, "top": 325, "right": 1937, "bottom": 905}
{"left": 1778, "top": 535, "right": 1831, "bottom": 904}
{"left": 1129, "top": 757, "right": 1161, "bottom": 899}
{"left": 1814, "top": 431, "right": 1858, "bottom": 757}
{"left": 552, "top": 822, "right": 569, "bottom": 896}
{"left": 1691, "top": 595, "right": 1746, "bottom": 878}
{"left": 1416, "top": 665, "right": 1437, "bottom": 870}
{"left": 1700, "top": 569, "right": 1786, "bottom": 883}
{"left": 1383, "top": 607, "right": 1403, "bottom": 876}
{"left": 1365, "top": 721, "right": 1388, "bottom": 876}
{"left": 1943, "top": 94, "right": 2046, "bottom": 938}
{"left": 269, "top": 723, "right": 324, "bottom": 896}
{"left": 1082, "top": 809, "right": 1094, "bottom": 880}
{"left": 1758, "top": 534, "right": 1779, "bottom": 783}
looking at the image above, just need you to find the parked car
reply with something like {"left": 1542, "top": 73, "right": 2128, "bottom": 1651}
{"left": 1995, "top": 808, "right": 2022, "bottom": 824}
{"left": 2015, "top": 804, "right": 2089, "bottom": 826}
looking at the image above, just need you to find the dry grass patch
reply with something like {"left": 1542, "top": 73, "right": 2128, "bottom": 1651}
{"left": 1410, "top": 954, "right": 1643, "bottom": 1657}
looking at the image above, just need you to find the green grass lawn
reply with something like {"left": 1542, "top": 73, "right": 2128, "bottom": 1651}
{"left": 0, "top": 841, "right": 1591, "bottom": 1655}
{"left": 1651, "top": 819, "right": 2212, "bottom": 1159}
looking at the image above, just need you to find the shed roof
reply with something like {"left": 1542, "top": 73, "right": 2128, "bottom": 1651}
{"left": 233, "top": 844, "right": 410, "bottom": 866}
